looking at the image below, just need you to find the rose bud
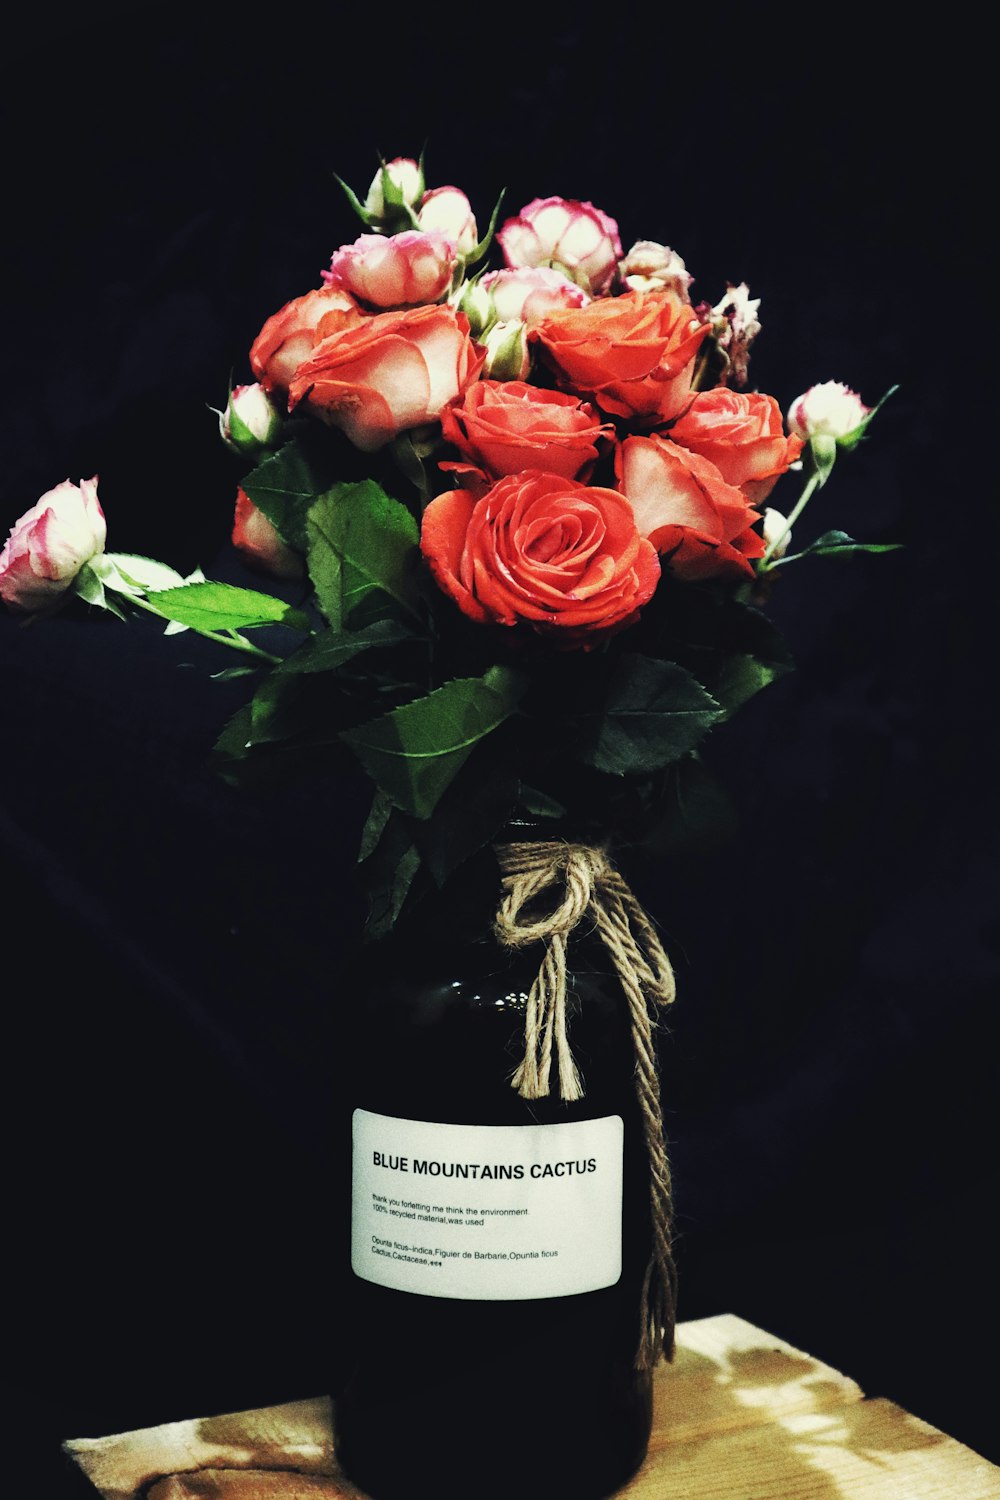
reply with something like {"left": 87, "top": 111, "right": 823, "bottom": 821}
{"left": 618, "top": 240, "right": 693, "bottom": 299}
{"left": 327, "top": 229, "right": 458, "bottom": 310}
{"left": 480, "top": 266, "right": 589, "bottom": 326}
{"left": 231, "top": 488, "right": 306, "bottom": 581}
{"left": 497, "top": 197, "right": 622, "bottom": 297}
{"left": 418, "top": 187, "right": 478, "bottom": 257}
{"left": 0, "top": 477, "right": 107, "bottom": 613}
{"left": 219, "top": 383, "right": 284, "bottom": 455}
{"left": 481, "top": 320, "right": 531, "bottom": 382}
{"left": 364, "top": 156, "right": 425, "bottom": 224}
{"left": 456, "top": 278, "right": 496, "bottom": 338}
{"left": 788, "top": 381, "right": 871, "bottom": 443}
{"left": 420, "top": 470, "right": 659, "bottom": 641}
{"left": 762, "top": 507, "right": 792, "bottom": 560}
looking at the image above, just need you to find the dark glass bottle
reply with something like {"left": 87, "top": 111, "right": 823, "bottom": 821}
{"left": 334, "top": 840, "right": 656, "bottom": 1500}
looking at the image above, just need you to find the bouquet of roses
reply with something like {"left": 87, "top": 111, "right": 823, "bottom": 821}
{"left": 0, "top": 153, "right": 894, "bottom": 937}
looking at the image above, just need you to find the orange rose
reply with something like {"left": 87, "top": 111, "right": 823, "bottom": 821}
{"left": 289, "top": 304, "right": 485, "bottom": 452}
{"left": 249, "top": 285, "right": 362, "bottom": 397}
{"left": 533, "top": 288, "right": 708, "bottom": 422}
{"left": 616, "top": 435, "right": 765, "bottom": 582}
{"left": 667, "top": 389, "right": 803, "bottom": 505}
{"left": 421, "top": 471, "right": 659, "bottom": 638}
{"left": 439, "top": 380, "right": 612, "bottom": 485}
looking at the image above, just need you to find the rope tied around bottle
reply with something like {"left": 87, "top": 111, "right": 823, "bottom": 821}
{"left": 493, "top": 839, "right": 678, "bottom": 1369}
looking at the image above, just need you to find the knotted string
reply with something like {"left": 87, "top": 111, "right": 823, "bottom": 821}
{"left": 493, "top": 840, "right": 678, "bottom": 1368}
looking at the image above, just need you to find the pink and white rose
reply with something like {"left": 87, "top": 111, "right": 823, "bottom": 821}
{"left": 219, "top": 382, "right": 283, "bottom": 454}
{"left": 418, "top": 187, "right": 478, "bottom": 256}
{"left": 497, "top": 196, "right": 622, "bottom": 296}
{"left": 788, "top": 381, "right": 870, "bottom": 441}
{"left": 0, "top": 477, "right": 107, "bottom": 613}
{"left": 480, "top": 266, "right": 589, "bottom": 326}
{"left": 327, "top": 230, "right": 458, "bottom": 309}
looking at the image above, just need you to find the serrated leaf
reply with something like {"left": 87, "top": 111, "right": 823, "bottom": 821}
{"left": 242, "top": 434, "right": 344, "bottom": 553}
{"left": 307, "top": 480, "right": 422, "bottom": 629}
{"left": 577, "top": 656, "right": 722, "bottom": 775}
{"left": 341, "top": 665, "right": 526, "bottom": 819}
{"left": 277, "top": 619, "right": 414, "bottom": 675}
{"left": 144, "top": 581, "right": 311, "bottom": 633}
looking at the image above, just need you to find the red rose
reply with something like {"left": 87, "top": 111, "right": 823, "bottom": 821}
{"left": 616, "top": 435, "right": 765, "bottom": 582}
{"left": 249, "top": 285, "right": 362, "bottom": 397}
{"left": 289, "top": 304, "right": 485, "bottom": 451}
{"left": 420, "top": 470, "right": 659, "bottom": 639}
{"left": 439, "top": 380, "right": 612, "bottom": 486}
{"left": 667, "top": 389, "right": 803, "bottom": 505}
{"left": 533, "top": 288, "right": 708, "bottom": 423}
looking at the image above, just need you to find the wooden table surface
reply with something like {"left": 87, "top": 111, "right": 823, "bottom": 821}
{"left": 65, "top": 1313, "right": 999, "bottom": 1499}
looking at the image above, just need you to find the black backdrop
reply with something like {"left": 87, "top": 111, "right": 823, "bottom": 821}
{"left": 3, "top": 11, "right": 995, "bottom": 1494}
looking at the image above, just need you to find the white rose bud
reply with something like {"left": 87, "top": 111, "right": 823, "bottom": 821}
{"left": 762, "top": 507, "right": 792, "bottom": 559}
{"left": 364, "top": 157, "right": 425, "bottom": 220}
{"left": 220, "top": 383, "right": 284, "bottom": 455}
{"left": 419, "top": 186, "right": 478, "bottom": 257}
{"left": 788, "top": 381, "right": 871, "bottom": 443}
{"left": 482, "top": 320, "right": 531, "bottom": 382}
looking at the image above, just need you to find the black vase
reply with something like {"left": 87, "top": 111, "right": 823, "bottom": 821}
{"left": 334, "top": 846, "right": 659, "bottom": 1500}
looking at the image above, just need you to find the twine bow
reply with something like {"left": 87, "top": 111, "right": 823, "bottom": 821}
{"left": 493, "top": 840, "right": 678, "bottom": 1368}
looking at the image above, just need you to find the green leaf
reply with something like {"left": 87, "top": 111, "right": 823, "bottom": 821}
{"left": 306, "top": 480, "right": 422, "bottom": 629}
{"left": 577, "top": 656, "right": 723, "bottom": 775}
{"left": 277, "top": 619, "right": 414, "bottom": 675}
{"left": 358, "top": 805, "right": 423, "bottom": 941}
{"left": 782, "top": 530, "right": 904, "bottom": 563}
{"left": 341, "top": 665, "right": 526, "bottom": 819}
{"left": 359, "top": 789, "right": 395, "bottom": 863}
{"left": 213, "top": 702, "right": 254, "bottom": 764}
{"left": 144, "top": 582, "right": 312, "bottom": 633}
{"left": 241, "top": 434, "right": 344, "bottom": 553}
{"left": 95, "top": 552, "right": 189, "bottom": 595}
{"left": 415, "top": 765, "right": 519, "bottom": 886}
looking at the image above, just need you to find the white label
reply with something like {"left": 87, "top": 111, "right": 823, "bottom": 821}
{"left": 352, "top": 1109, "right": 623, "bottom": 1300}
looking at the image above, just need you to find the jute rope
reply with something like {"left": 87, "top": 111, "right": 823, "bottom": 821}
{"left": 493, "top": 840, "right": 678, "bottom": 1368}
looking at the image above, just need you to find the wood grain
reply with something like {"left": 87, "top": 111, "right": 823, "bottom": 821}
{"left": 65, "top": 1315, "right": 999, "bottom": 1500}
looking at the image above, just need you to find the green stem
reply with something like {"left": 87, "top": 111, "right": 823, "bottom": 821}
{"left": 127, "top": 593, "right": 282, "bottom": 664}
{"left": 758, "top": 468, "right": 823, "bottom": 572}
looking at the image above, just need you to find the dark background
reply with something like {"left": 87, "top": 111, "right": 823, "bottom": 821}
{"left": 3, "top": 11, "right": 994, "bottom": 1494}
